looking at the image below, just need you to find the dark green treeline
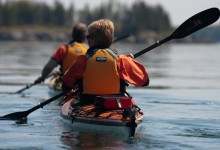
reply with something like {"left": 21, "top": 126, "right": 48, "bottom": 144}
{"left": 0, "top": 0, "right": 172, "bottom": 41}
{"left": 77, "top": 1, "right": 172, "bottom": 37}
{"left": 0, "top": 0, "right": 74, "bottom": 26}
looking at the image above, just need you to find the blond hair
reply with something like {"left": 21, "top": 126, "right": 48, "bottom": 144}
{"left": 88, "top": 19, "right": 114, "bottom": 47}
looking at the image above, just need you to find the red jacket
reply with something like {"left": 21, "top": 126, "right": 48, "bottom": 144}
{"left": 63, "top": 54, "right": 149, "bottom": 89}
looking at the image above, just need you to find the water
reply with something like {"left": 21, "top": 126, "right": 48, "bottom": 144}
{"left": 0, "top": 41, "right": 220, "bottom": 149}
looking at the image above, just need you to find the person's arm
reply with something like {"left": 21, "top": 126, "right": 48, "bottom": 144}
{"left": 117, "top": 54, "right": 149, "bottom": 86}
{"left": 35, "top": 45, "right": 67, "bottom": 84}
{"left": 34, "top": 58, "right": 58, "bottom": 84}
{"left": 41, "top": 58, "right": 58, "bottom": 78}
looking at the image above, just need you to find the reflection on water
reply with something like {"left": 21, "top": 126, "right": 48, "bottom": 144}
{"left": 60, "top": 131, "right": 127, "bottom": 149}
{"left": 0, "top": 42, "right": 220, "bottom": 149}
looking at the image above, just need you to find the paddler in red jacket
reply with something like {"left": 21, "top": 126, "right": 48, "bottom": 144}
{"left": 34, "top": 23, "right": 88, "bottom": 84}
{"left": 63, "top": 19, "right": 149, "bottom": 106}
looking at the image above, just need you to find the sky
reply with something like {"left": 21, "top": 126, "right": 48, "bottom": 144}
{"left": 19, "top": 0, "right": 220, "bottom": 26}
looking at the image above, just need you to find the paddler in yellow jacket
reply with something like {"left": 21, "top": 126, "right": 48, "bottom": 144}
{"left": 34, "top": 23, "right": 88, "bottom": 84}
{"left": 63, "top": 19, "right": 149, "bottom": 106}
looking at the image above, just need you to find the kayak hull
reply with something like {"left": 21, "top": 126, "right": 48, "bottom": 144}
{"left": 60, "top": 99, "right": 143, "bottom": 137}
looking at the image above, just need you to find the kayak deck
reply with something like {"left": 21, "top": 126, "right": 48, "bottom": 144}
{"left": 60, "top": 99, "right": 144, "bottom": 137}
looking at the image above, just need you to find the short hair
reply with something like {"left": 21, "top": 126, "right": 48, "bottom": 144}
{"left": 88, "top": 19, "right": 114, "bottom": 47}
{"left": 72, "top": 23, "right": 87, "bottom": 42}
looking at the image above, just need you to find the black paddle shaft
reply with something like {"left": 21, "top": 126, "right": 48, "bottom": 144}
{"left": 15, "top": 83, "right": 36, "bottom": 94}
{"left": 0, "top": 91, "right": 66, "bottom": 120}
{"left": 113, "top": 34, "right": 130, "bottom": 43}
{"left": 134, "top": 7, "right": 220, "bottom": 58}
{"left": 14, "top": 72, "right": 57, "bottom": 94}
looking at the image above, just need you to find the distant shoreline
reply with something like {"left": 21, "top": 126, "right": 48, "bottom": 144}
{"left": 0, "top": 26, "right": 218, "bottom": 43}
{"left": 0, "top": 26, "right": 71, "bottom": 42}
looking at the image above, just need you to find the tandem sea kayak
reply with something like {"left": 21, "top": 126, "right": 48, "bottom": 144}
{"left": 60, "top": 96, "right": 144, "bottom": 137}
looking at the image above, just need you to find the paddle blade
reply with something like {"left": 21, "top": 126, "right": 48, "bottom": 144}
{"left": 0, "top": 111, "right": 28, "bottom": 120}
{"left": 0, "top": 91, "right": 68, "bottom": 121}
{"left": 171, "top": 7, "right": 220, "bottom": 39}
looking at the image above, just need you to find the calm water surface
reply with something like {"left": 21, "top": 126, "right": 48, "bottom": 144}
{"left": 0, "top": 41, "right": 220, "bottom": 149}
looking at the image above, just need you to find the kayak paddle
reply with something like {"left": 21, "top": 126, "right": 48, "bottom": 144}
{"left": 133, "top": 7, "right": 220, "bottom": 58}
{"left": 14, "top": 82, "right": 38, "bottom": 94}
{"left": 13, "top": 72, "right": 56, "bottom": 94}
{"left": 113, "top": 34, "right": 130, "bottom": 43}
{"left": 0, "top": 91, "right": 69, "bottom": 120}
